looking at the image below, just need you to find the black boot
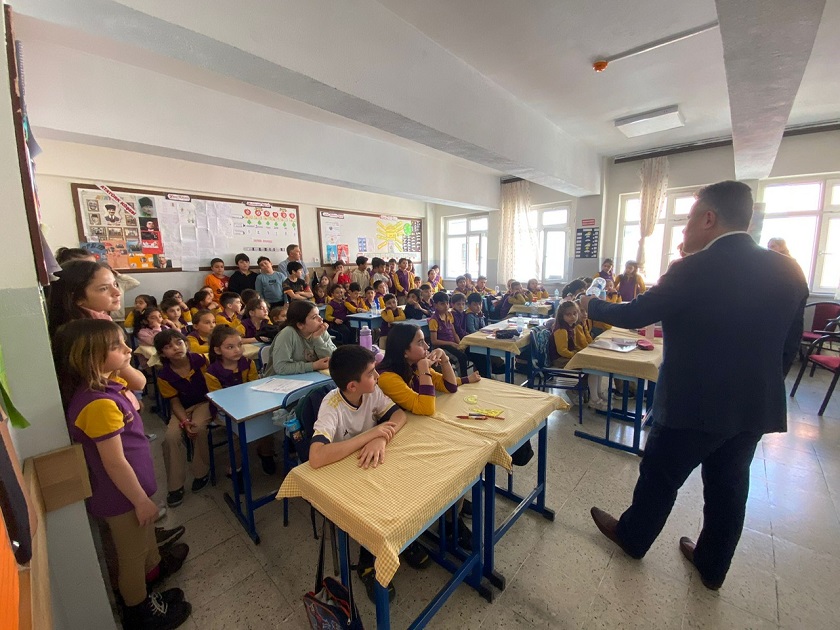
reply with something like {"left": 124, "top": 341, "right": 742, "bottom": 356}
{"left": 122, "top": 591, "right": 192, "bottom": 630}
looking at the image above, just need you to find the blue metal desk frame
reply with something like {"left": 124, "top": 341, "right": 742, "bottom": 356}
{"left": 337, "top": 478, "right": 490, "bottom": 629}
{"left": 206, "top": 372, "right": 333, "bottom": 543}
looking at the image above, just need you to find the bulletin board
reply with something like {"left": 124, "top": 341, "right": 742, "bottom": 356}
{"left": 317, "top": 209, "right": 423, "bottom": 264}
{"left": 71, "top": 183, "right": 300, "bottom": 272}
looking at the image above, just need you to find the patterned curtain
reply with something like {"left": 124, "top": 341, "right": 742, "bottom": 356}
{"left": 498, "top": 180, "right": 537, "bottom": 283}
{"left": 636, "top": 157, "right": 669, "bottom": 271}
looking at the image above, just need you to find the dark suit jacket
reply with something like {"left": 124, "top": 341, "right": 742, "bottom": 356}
{"left": 588, "top": 233, "right": 808, "bottom": 437}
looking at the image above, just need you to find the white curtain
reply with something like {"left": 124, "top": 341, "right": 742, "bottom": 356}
{"left": 636, "top": 157, "right": 669, "bottom": 271}
{"left": 498, "top": 180, "right": 538, "bottom": 284}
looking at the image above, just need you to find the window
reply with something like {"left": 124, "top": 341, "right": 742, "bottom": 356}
{"left": 444, "top": 215, "right": 488, "bottom": 279}
{"left": 758, "top": 177, "right": 840, "bottom": 292}
{"left": 512, "top": 206, "right": 572, "bottom": 283}
{"left": 617, "top": 191, "right": 694, "bottom": 284}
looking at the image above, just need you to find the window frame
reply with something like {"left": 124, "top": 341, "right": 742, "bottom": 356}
{"left": 443, "top": 213, "right": 489, "bottom": 280}
{"left": 531, "top": 204, "right": 572, "bottom": 283}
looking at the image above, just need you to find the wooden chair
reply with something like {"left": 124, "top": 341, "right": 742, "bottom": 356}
{"left": 790, "top": 330, "right": 840, "bottom": 416}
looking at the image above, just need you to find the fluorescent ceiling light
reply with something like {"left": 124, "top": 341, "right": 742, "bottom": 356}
{"left": 615, "top": 105, "right": 684, "bottom": 138}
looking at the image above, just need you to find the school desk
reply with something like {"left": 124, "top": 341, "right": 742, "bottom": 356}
{"left": 458, "top": 318, "right": 552, "bottom": 383}
{"left": 430, "top": 378, "right": 566, "bottom": 589}
{"left": 565, "top": 328, "right": 662, "bottom": 455}
{"left": 508, "top": 302, "right": 553, "bottom": 317}
{"left": 133, "top": 342, "right": 264, "bottom": 368}
{"left": 278, "top": 415, "right": 510, "bottom": 629}
{"left": 206, "top": 371, "right": 333, "bottom": 543}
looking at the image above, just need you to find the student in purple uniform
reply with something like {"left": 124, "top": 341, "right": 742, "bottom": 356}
{"left": 162, "top": 290, "right": 193, "bottom": 326}
{"left": 597, "top": 258, "right": 614, "bottom": 283}
{"left": 403, "top": 289, "right": 429, "bottom": 319}
{"left": 450, "top": 292, "right": 468, "bottom": 339}
{"left": 363, "top": 286, "right": 383, "bottom": 311}
{"left": 419, "top": 283, "right": 434, "bottom": 314}
{"left": 155, "top": 330, "right": 214, "bottom": 508}
{"left": 324, "top": 284, "right": 354, "bottom": 344}
{"left": 428, "top": 292, "right": 471, "bottom": 376}
{"left": 53, "top": 320, "right": 191, "bottom": 628}
{"left": 205, "top": 326, "right": 276, "bottom": 474}
{"left": 242, "top": 298, "right": 270, "bottom": 342}
{"left": 136, "top": 307, "right": 179, "bottom": 349}
{"left": 379, "top": 293, "right": 406, "bottom": 342}
{"left": 160, "top": 298, "right": 189, "bottom": 334}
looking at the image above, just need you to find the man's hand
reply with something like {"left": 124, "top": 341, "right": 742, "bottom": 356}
{"left": 579, "top": 294, "right": 596, "bottom": 314}
{"left": 358, "top": 437, "right": 387, "bottom": 469}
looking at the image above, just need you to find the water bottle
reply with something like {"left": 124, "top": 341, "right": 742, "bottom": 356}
{"left": 494, "top": 285, "right": 500, "bottom": 294}
{"left": 586, "top": 277, "right": 607, "bottom": 298}
{"left": 284, "top": 414, "right": 304, "bottom": 444}
{"left": 554, "top": 288, "right": 560, "bottom": 300}
{"left": 372, "top": 300, "right": 380, "bottom": 317}
{"left": 515, "top": 316, "right": 524, "bottom": 334}
{"left": 359, "top": 325, "right": 373, "bottom": 350}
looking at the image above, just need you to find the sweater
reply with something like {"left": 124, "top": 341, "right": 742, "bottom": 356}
{"left": 263, "top": 326, "right": 336, "bottom": 376}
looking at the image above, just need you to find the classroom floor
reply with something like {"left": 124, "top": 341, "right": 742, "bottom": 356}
{"left": 135, "top": 366, "right": 840, "bottom": 629}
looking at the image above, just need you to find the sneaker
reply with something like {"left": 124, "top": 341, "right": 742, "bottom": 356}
{"left": 145, "top": 432, "right": 158, "bottom": 442}
{"left": 587, "top": 398, "right": 609, "bottom": 412}
{"left": 156, "top": 504, "right": 168, "bottom": 522}
{"left": 401, "top": 541, "right": 431, "bottom": 570}
{"left": 122, "top": 591, "right": 192, "bottom": 630}
{"left": 357, "top": 565, "right": 396, "bottom": 604}
{"left": 148, "top": 543, "right": 190, "bottom": 587}
{"left": 166, "top": 488, "right": 185, "bottom": 508}
{"left": 157, "top": 588, "right": 185, "bottom": 605}
{"left": 260, "top": 455, "right": 277, "bottom": 476}
{"left": 155, "top": 525, "right": 185, "bottom": 549}
{"left": 191, "top": 474, "right": 210, "bottom": 493}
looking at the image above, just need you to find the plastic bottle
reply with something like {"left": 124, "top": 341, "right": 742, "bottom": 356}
{"left": 284, "top": 414, "right": 304, "bottom": 445}
{"left": 359, "top": 325, "right": 373, "bottom": 350}
{"left": 554, "top": 288, "right": 560, "bottom": 300}
{"left": 494, "top": 285, "right": 500, "bottom": 294}
{"left": 586, "top": 277, "right": 607, "bottom": 298}
{"left": 372, "top": 301, "right": 380, "bottom": 317}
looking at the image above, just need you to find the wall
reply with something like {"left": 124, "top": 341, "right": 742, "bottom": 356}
{"left": 35, "top": 138, "right": 429, "bottom": 303}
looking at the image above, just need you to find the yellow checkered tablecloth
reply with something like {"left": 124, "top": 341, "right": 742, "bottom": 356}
{"left": 458, "top": 319, "right": 551, "bottom": 356}
{"left": 276, "top": 414, "right": 507, "bottom": 586}
{"left": 565, "top": 328, "right": 663, "bottom": 383}
{"left": 135, "top": 342, "right": 262, "bottom": 367}
{"left": 431, "top": 379, "right": 568, "bottom": 450}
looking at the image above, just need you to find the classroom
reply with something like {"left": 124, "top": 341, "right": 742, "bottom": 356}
{"left": 1, "top": 1, "right": 839, "bottom": 629}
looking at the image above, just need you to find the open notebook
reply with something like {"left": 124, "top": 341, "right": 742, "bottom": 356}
{"left": 588, "top": 338, "right": 638, "bottom": 353}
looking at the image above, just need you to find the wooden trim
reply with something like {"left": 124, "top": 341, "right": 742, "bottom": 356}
{"left": 5, "top": 6, "right": 49, "bottom": 285}
{"left": 315, "top": 207, "right": 424, "bottom": 264}
{"left": 20, "top": 459, "right": 52, "bottom": 630}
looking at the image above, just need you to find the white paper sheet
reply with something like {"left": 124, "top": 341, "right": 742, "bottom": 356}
{"left": 251, "top": 378, "right": 308, "bottom": 395}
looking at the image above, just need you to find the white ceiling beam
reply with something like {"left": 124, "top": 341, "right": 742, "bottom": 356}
{"left": 714, "top": 0, "right": 826, "bottom": 179}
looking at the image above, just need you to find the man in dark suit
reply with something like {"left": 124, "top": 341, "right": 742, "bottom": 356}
{"left": 580, "top": 180, "right": 808, "bottom": 590}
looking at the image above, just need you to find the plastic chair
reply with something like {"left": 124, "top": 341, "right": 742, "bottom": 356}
{"left": 524, "top": 326, "right": 588, "bottom": 424}
{"left": 800, "top": 302, "right": 840, "bottom": 358}
{"left": 790, "top": 329, "right": 840, "bottom": 416}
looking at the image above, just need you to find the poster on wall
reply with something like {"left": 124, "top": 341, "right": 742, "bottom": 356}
{"left": 318, "top": 209, "right": 423, "bottom": 264}
{"left": 575, "top": 227, "right": 599, "bottom": 259}
{"left": 72, "top": 184, "right": 301, "bottom": 272}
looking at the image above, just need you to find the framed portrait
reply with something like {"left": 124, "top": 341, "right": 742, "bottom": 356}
{"left": 88, "top": 213, "right": 101, "bottom": 226}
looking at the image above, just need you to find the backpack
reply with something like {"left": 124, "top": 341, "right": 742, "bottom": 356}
{"left": 529, "top": 325, "right": 553, "bottom": 372}
{"left": 255, "top": 324, "right": 281, "bottom": 344}
{"left": 288, "top": 383, "right": 337, "bottom": 464}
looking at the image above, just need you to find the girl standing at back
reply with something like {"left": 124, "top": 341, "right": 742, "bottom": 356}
{"left": 615, "top": 260, "right": 646, "bottom": 302}
{"left": 53, "top": 320, "right": 191, "bottom": 628}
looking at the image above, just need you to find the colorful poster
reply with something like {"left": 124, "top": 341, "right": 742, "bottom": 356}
{"left": 326, "top": 244, "right": 338, "bottom": 263}
{"left": 575, "top": 227, "right": 600, "bottom": 259}
{"left": 337, "top": 244, "right": 349, "bottom": 262}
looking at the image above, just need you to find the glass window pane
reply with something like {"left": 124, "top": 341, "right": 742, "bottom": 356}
{"left": 819, "top": 217, "right": 840, "bottom": 290}
{"left": 620, "top": 223, "right": 641, "bottom": 268}
{"left": 480, "top": 234, "right": 487, "bottom": 277}
{"left": 467, "top": 234, "right": 481, "bottom": 277}
{"left": 542, "top": 209, "right": 568, "bottom": 226}
{"left": 666, "top": 226, "right": 685, "bottom": 270}
{"left": 624, "top": 198, "right": 641, "bottom": 222}
{"left": 674, "top": 196, "right": 694, "bottom": 216}
{"left": 469, "top": 217, "right": 488, "bottom": 232}
{"left": 831, "top": 184, "right": 840, "bottom": 206}
{"left": 639, "top": 223, "right": 666, "bottom": 284}
{"left": 759, "top": 215, "right": 818, "bottom": 280}
{"left": 543, "top": 230, "right": 566, "bottom": 279}
{"left": 762, "top": 183, "right": 822, "bottom": 214}
{"left": 448, "top": 218, "right": 467, "bottom": 235}
{"left": 446, "top": 236, "right": 466, "bottom": 277}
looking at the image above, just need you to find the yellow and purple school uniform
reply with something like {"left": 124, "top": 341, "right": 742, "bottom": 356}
{"left": 215, "top": 311, "right": 246, "bottom": 336}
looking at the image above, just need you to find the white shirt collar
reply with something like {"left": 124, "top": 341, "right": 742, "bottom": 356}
{"left": 702, "top": 230, "right": 750, "bottom": 251}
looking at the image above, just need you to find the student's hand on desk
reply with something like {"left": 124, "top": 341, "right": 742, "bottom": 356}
{"left": 467, "top": 371, "right": 481, "bottom": 383}
{"left": 371, "top": 421, "right": 398, "bottom": 443}
{"left": 312, "top": 357, "right": 330, "bottom": 370}
{"left": 135, "top": 497, "right": 159, "bottom": 527}
{"left": 358, "top": 437, "right": 387, "bottom": 469}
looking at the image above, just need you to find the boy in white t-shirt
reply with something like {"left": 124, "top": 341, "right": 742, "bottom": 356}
{"left": 308, "top": 345, "right": 429, "bottom": 602}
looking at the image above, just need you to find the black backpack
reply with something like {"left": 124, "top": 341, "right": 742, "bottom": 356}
{"left": 255, "top": 324, "right": 281, "bottom": 344}
{"left": 288, "top": 383, "right": 337, "bottom": 464}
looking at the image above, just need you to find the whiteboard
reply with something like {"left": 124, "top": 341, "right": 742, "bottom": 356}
{"left": 72, "top": 183, "right": 300, "bottom": 272}
{"left": 317, "top": 209, "right": 423, "bottom": 264}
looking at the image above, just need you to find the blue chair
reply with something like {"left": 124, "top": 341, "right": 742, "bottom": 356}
{"left": 524, "top": 326, "right": 588, "bottom": 424}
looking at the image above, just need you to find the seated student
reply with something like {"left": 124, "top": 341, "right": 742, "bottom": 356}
{"left": 312, "top": 283, "right": 328, "bottom": 305}
{"left": 309, "top": 345, "right": 424, "bottom": 601}
{"left": 379, "top": 293, "right": 405, "bottom": 344}
{"left": 351, "top": 256, "right": 370, "bottom": 290}
{"left": 549, "top": 301, "right": 592, "bottom": 368}
{"left": 204, "top": 258, "right": 229, "bottom": 300}
{"left": 418, "top": 283, "right": 434, "bottom": 313}
{"left": 452, "top": 276, "right": 468, "bottom": 295}
{"left": 426, "top": 267, "right": 444, "bottom": 292}
{"left": 589, "top": 279, "right": 621, "bottom": 337}
{"left": 412, "top": 277, "right": 423, "bottom": 291}
{"left": 372, "top": 279, "right": 388, "bottom": 304}
{"left": 264, "top": 300, "right": 335, "bottom": 376}
{"left": 160, "top": 298, "right": 189, "bottom": 334}
{"left": 333, "top": 260, "right": 351, "bottom": 287}
{"left": 282, "top": 261, "right": 314, "bottom": 302}
{"left": 474, "top": 275, "right": 495, "bottom": 296}
{"left": 345, "top": 282, "right": 368, "bottom": 313}
{"left": 215, "top": 292, "right": 246, "bottom": 335}
{"left": 597, "top": 258, "right": 614, "bottom": 283}
{"left": 429, "top": 292, "right": 471, "bottom": 376}
{"left": 162, "top": 289, "right": 193, "bottom": 325}
{"left": 123, "top": 294, "right": 156, "bottom": 329}
{"left": 255, "top": 257, "right": 287, "bottom": 308}
{"left": 239, "top": 288, "right": 259, "bottom": 307}
{"left": 561, "top": 278, "right": 587, "bottom": 301}
{"left": 370, "top": 257, "right": 391, "bottom": 290}
{"left": 465, "top": 293, "right": 487, "bottom": 334}
{"left": 269, "top": 304, "right": 288, "bottom": 326}
{"left": 228, "top": 253, "right": 257, "bottom": 295}
{"left": 187, "top": 288, "right": 218, "bottom": 318}
{"left": 463, "top": 273, "right": 475, "bottom": 294}
{"left": 155, "top": 330, "right": 214, "bottom": 507}
{"left": 324, "top": 285, "right": 354, "bottom": 345}
{"left": 242, "top": 298, "right": 270, "bottom": 342}
{"left": 403, "top": 289, "right": 429, "bottom": 319}
{"left": 499, "top": 281, "right": 528, "bottom": 318}
{"left": 392, "top": 258, "right": 413, "bottom": 303}
{"left": 450, "top": 292, "right": 468, "bottom": 340}
{"left": 527, "top": 278, "right": 549, "bottom": 300}
{"left": 187, "top": 309, "right": 216, "bottom": 354}
{"left": 363, "top": 286, "right": 383, "bottom": 311}
{"left": 136, "top": 306, "right": 178, "bottom": 348}
{"left": 316, "top": 273, "right": 332, "bottom": 294}
{"left": 205, "top": 326, "right": 276, "bottom": 474}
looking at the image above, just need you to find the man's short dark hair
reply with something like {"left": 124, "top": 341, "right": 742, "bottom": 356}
{"left": 432, "top": 291, "right": 450, "bottom": 304}
{"left": 286, "top": 243, "right": 299, "bottom": 255}
{"left": 695, "top": 180, "right": 753, "bottom": 229}
{"left": 330, "top": 345, "right": 376, "bottom": 390}
{"left": 356, "top": 256, "right": 368, "bottom": 266}
{"left": 220, "top": 292, "right": 240, "bottom": 307}
{"left": 235, "top": 253, "right": 250, "bottom": 264}
{"left": 467, "top": 293, "right": 483, "bottom": 305}
{"left": 257, "top": 256, "right": 271, "bottom": 265}
{"left": 287, "top": 261, "right": 303, "bottom": 275}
